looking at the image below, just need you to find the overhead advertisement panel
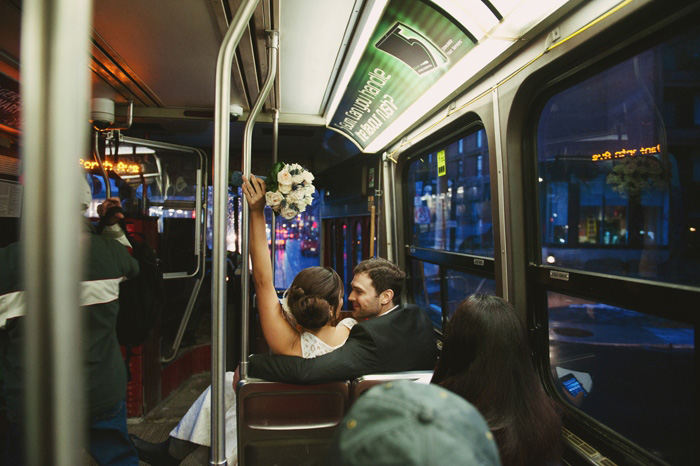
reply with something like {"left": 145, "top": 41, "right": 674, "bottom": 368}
{"left": 329, "top": 0, "right": 473, "bottom": 150}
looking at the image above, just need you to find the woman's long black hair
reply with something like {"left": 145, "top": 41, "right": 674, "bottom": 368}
{"left": 431, "top": 294, "right": 562, "bottom": 466}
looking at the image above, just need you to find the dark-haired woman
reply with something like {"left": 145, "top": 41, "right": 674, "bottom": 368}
{"left": 130, "top": 175, "right": 354, "bottom": 465}
{"left": 431, "top": 294, "right": 562, "bottom": 466}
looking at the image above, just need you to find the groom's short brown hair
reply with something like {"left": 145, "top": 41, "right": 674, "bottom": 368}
{"left": 353, "top": 258, "right": 405, "bottom": 305}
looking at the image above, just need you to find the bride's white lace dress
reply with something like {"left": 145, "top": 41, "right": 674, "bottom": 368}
{"left": 169, "top": 318, "right": 357, "bottom": 464}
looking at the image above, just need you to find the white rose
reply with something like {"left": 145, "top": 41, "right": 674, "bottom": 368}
{"left": 289, "top": 163, "right": 302, "bottom": 172}
{"left": 302, "top": 171, "right": 314, "bottom": 184}
{"left": 292, "top": 173, "right": 304, "bottom": 184}
{"left": 306, "top": 184, "right": 315, "bottom": 196}
{"left": 304, "top": 193, "right": 313, "bottom": 205}
{"left": 278, "top": 184, "right": 292, "bottom": 195}
{"left": 277, "top": 169, "right": 293, "bottom": 186}
{"left": 295, "top": 200, "right": 307, "bottom": 212}
{"left": 265, "top": 191, "right": 283, "bottom": 207}
{"left": 281, "top": 205, "right": 297, "bottom": 219}
{"left": 289, "top": 188, "right": 305, "bottom": 202}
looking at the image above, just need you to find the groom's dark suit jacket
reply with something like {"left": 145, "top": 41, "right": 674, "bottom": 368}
{"left": 248, "top": 304, "right": 438, "bottom": 384}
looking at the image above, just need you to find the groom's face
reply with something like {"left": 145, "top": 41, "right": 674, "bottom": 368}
{"left": 348, "top": 272, "right": 383, "bottom": 320}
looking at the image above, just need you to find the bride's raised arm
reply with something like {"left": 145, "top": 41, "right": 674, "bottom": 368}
{"left": 242, "top": 175, "right": 302, "bottom": 356}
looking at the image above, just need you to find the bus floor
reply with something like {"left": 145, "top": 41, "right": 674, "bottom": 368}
{"left": 83, "top": 372, "right": 212, "bottom": 466}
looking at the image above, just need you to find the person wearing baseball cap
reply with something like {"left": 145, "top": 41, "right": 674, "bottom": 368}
{"left": 326, "top": 380, "right": 501, "bottom": 465}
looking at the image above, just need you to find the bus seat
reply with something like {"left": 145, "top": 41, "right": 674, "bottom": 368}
{"left": 350, "top": 371, "right": 434, "bottom": 403}
{"left": 237, "top": 378, "right": 350, "bottom": 466}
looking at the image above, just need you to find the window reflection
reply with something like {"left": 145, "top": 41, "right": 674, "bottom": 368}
{"left": 411, "top": 260, "right": 441, "bottom": 328}
{"left": 445, "top": 270, "right": 496, "bottom": 319}
{"left": 407, "top": 129, "right": 493, "bottom": 256}
{"left": 537, "top": 27, "right": 700, "bottom": 286}
{"left": 206, "top": 187, "right": 239, "bottom": 252}
{"left": 548, "top": 292, "right": 694, "bottom": 464}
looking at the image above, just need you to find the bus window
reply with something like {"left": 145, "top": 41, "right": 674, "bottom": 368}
{"left": 354, "top": 221, "right": 363, "bottom": 266}
{"left": 548, "top": 291, "right": 693, "bottom": 462}
{"left": 272, "top": 196, "right": 321, "bottom": 290}
{"left": 445, "top": 270, "right": 496, "bottom": 320}
{"left": 407, "top": 129, "right": 493, "bottom": 256}
{"left": 206, "top": 186, "right": 240, "bottom": 252}
{"left": 536, "top": 25, "right": 700, "bottom": 286}
{"left": 411, "top": 260, "right": 441, "bottom": 328}
{"left": 405, "top": 126, "right": 496, "bottom": 329}
{"left": 533, "top": 22, "right": 700, "bottom": 464}
{"left": 328, "top": 220, "right": 337, "bottom": 272}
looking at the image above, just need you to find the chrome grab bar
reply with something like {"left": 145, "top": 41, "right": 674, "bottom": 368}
{"left": 20, "top": 0, "right": 93, "bottom": 464}
{"left": 240, "top": 30, "right": 279, "bottom": 380}
{"left": 211, "top": 1, "right": 260, "bottom": 464}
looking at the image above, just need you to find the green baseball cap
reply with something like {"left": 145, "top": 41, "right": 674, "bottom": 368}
{"left": 327, "top": 380, "right": 501, "bottom": 465}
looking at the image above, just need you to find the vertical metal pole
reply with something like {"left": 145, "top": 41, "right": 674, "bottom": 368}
{"left": 92, "top": 131, "right": 111, "bottom": 198}
{"left": 211, "top": 1, "right": 259, "bottom": 464}
{"left": 194, "top": 167, "right": 203, "bottom": 256}
{"left": 20, "top": 0, "right": 92, "bottom": 465}
{"left": 382, "top": 153, "right": 397, "bottom": 262}
{"left": 369, "top": 205, "right": 376, "bottom": 257}
{"left": 272, "top": 109, "right": 279, "bottom": 162}
{"left": 270, "top": 109, "right": 279, "bottom": 276}
{"left": 492, "top": 87, "right": 509, "bottom": 302}
{"left": 241, "top": 31, "right": 279, "bottom": 377}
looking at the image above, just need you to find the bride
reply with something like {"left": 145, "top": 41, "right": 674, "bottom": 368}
{"left": 130, "top": 174, "right": 356, "bottom": 465}
{"left": 242, "top": 173, "right": 355, "bottom": 359}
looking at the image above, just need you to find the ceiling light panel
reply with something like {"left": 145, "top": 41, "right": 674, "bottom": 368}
{"left": 495, "top": 0, "right": 570, "bottom": 38}
{"left": 323, "top": 0, "right": 389, "bottom": 122}
{"left": 431, "top": 0, "right": 497, "bottom": 38}
{"left": 488, "top": 0, "right": 520, "bottom": 15}
{"left": 280, "top": 0, "right": 358, "bottom": 115}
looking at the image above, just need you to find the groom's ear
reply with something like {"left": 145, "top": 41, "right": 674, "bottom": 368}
{"left": 380, "top": 289, "right": 394, "bottom": 306}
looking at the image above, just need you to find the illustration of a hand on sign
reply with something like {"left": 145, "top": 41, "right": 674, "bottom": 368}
{"left": 375, "top": 22, "right": 447, "bottom": 75}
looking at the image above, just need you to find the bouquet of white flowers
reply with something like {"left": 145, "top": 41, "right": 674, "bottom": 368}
{"left": 606, "top": 155, "right": 668, "bottom": 199}
{"left": 264, "top": 162, "right": 315, "bottom": 219}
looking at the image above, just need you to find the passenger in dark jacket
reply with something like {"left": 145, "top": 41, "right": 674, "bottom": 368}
{"left": 0, "top": 194, "right": 139, "bottom": 465}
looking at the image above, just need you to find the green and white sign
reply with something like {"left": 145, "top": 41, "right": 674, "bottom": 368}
{"left": 329, "top": 0, "right": 473, "bottom": 150}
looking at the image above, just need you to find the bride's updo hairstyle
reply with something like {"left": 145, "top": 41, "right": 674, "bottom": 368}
{"left": 286, "top": 266, "right": 343, "bottom": 330}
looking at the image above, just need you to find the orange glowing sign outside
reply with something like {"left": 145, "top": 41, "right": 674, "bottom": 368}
{"left": 80, "top": 158, "right": 141, "bottom": 174}
{"left": 591, "top": 144, "right": 661, "bottom": 162}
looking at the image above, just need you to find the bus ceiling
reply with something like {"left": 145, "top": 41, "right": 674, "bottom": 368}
{"left": 1, "top": 0, "right": 580, "bottom": 155}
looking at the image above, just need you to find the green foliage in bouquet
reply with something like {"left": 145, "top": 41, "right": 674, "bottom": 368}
{"left": 265, "top": 161, "right": 286, "bottom": 194}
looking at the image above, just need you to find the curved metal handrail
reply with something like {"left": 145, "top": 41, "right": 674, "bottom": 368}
{"left": 240, "top": 31, "right": 279, "bottom": 381}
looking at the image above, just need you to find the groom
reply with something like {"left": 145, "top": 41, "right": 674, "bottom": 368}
{"left": 248, "top": 257, "right": 438, "bottom": 383}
